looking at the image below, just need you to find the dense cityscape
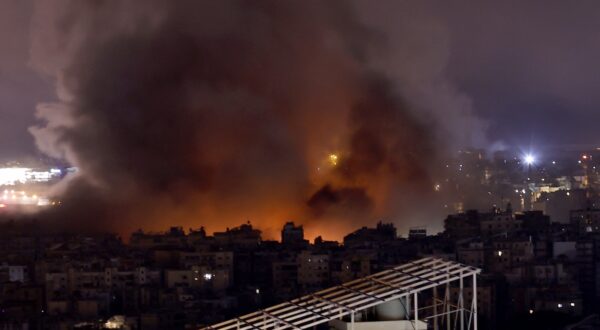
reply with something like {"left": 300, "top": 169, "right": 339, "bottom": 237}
{"left": 1, "top": 148, "right": 600, "bottom": 329}
{"left": 3, "top": 1, "right": 600, "bottom": 329}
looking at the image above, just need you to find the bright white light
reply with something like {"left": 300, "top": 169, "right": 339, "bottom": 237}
{"left": 558, "top": 303, "right": 563, "bottom": 308}
{"left": 0, "top": 167, "right": 62, "bottom": 186}
{"left": 0, "top": 168, "right": 29, "bottom": 186}
{"left": 570, "top": 302, "right": 575, "bottom": 307}
{"left": 104, "top": 316, "right": 125, "bottom": 329}
{"left": 203, "top": 273, "right": 213, "bottom": 281}
{"left": 524, "top": 154, "right": 535, "bottom": 165}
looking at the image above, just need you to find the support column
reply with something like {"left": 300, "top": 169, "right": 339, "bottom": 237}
{"left": 446, "top": 280, "right": 450, "bottom": 330}
{"left": 433, "top": 287, "right": 438, "bottom": 330}
{"left": 460, "top": 274, "right": 464, "bottom": 330}
{"left": 473, "top": 274, "right": 478, "bottom": 330}
{"left": 351, "top": 311, "right": 355, "bottom": 330}
{"left": 414, "top": 292, "right": 418, "bottom": 327}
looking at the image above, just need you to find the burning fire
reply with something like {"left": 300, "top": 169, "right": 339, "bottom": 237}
{"left": 328, "top": 154, "right": 339, "bottom": 167}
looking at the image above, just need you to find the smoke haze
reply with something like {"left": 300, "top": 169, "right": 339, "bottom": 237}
{"left": 27, "top": 0, "right": 480, "bottom": 239}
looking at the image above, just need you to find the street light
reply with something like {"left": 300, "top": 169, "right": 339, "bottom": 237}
{"left": 524, "top": 154, "right": 535, "bottom": 166}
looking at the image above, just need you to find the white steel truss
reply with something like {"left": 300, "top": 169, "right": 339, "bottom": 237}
{"left": 201, "top": 257, "right": 481, "bottom": 330}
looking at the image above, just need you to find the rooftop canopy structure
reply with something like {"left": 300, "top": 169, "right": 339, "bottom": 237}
{"left": 202, "top": 257, "right": 482, "bottom": 330}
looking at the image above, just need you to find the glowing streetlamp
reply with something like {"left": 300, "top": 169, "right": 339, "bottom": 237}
{"left": 524, "top": 154, "right": 535, "bottom": 166}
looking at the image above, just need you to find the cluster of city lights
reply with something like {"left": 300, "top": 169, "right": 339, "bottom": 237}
{"left": 0, "top": 167, "right": 61, "bottom": 186}
{"left": 1, "top": 189, "right": 50, "bottom": 207}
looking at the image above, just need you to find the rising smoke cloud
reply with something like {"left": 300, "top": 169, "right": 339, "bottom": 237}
{"left": 27, "top": 0, "right": 472, "bottom": 239}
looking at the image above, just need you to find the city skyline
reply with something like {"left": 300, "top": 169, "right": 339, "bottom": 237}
{"left": 1, "top": 1, "right": 600, "bottom": 329}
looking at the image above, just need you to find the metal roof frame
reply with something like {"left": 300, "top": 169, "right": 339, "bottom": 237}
{"left": 202, "top": 257, "right": 481, "bottom": 330}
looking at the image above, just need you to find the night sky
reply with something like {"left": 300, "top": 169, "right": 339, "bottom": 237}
{"left": 351, "top": 1, "right": 600, "bottom": 149}
{"left": 1, "top": 0, "right": 600, "bottom": 238}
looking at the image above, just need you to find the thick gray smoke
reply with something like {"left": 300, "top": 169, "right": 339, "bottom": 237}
{"left": 27, "top": 0, "right": 481, "bottom": 239}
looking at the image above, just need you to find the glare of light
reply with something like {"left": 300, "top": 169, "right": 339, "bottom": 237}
{"left": 328, "top": 154, "right": 339, "bottom": 166}
{"left": 0, "top": 167, "right": 62, "bottom": 186}
{"left": 529, "top": 309, "right": 533, "bottom": 314}
{"left": 0, "top": 204, "right": 5, "bottom": 208}
{"left": 524, "top": 154, "right": 535, "bottom": 165}
{"left": 434, "top": 184, "right": 441, "bottom": 192}
{"left": 104, "top": 321, "right": 120, "bottom": 329}
{"left": 570, "top": 302, "right": 575, "bottom": 307}
{"left": 497, "top": 251, "right": 503, "bottom": 257}
{"left": 104, "top": 316, "right": 125, "bottom": 329}
{"left": 203, "top": 273, "right": 213, "bottom": 281}
{"left": 0, "top": 168, "right": 29, "bottom": 186}
{"left": 256, "top": 288, "right": 260, "bottom": 294}
{"left": 558, "top": 303, "right": 563, "bottom": 308}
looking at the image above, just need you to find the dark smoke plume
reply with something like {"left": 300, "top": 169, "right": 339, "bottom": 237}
{"left": 29, "top": 0, "right": 446, "bottom": 239}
